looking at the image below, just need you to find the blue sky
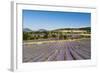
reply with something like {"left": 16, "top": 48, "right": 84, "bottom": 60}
{"left": 23, "top": 10, "right": 91, "bottom": 31}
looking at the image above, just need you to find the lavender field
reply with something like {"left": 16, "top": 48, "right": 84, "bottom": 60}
{"left": 23, "top": 38, "right": 91, "bottom": 62}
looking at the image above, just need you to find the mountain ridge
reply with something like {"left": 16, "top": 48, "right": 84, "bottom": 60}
{"left": 23, "top": 27, "right": 91, "bottom": 32}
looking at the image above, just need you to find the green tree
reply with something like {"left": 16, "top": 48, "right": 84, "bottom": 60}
{"left": 23, "top": 32, "right": 31, "bottom": 40}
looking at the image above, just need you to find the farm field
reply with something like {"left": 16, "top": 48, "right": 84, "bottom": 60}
{"left": 23, "top": 38, "right": 91, "bottom": 62}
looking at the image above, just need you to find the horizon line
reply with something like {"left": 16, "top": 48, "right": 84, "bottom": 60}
{"left": 23, "top": 26, "right": 91, "bottom": 31}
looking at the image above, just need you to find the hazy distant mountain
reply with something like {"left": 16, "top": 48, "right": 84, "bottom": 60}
{"left": 23, "top": 27, "right": 91, "bottom": 32}
{"left": 38, "top": 29, "right": 47, "bottom": 32}
{"left": 53, "top": 27, "right": 91, "bottom": 31}
{"left": 23, "top": 28, "right": 33, "bottom": 32}
{"left": 79, "top": 27, "right": 91, "bottom": 30}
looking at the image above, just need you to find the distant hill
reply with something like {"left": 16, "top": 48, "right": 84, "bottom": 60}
{"left": 23, "top": 27, "right": 91, "bottom": 32}
{"left": 79, "top": 27, "right": 91, "bottom": 30}
{"left": 53, "top": 27, "right": 91, "bottom": 31}
{"left": 38, "top": 29, "right": 48, "bottom": 32}
{"left": 23, "top": 28, "right": 33, "bottom": 32}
